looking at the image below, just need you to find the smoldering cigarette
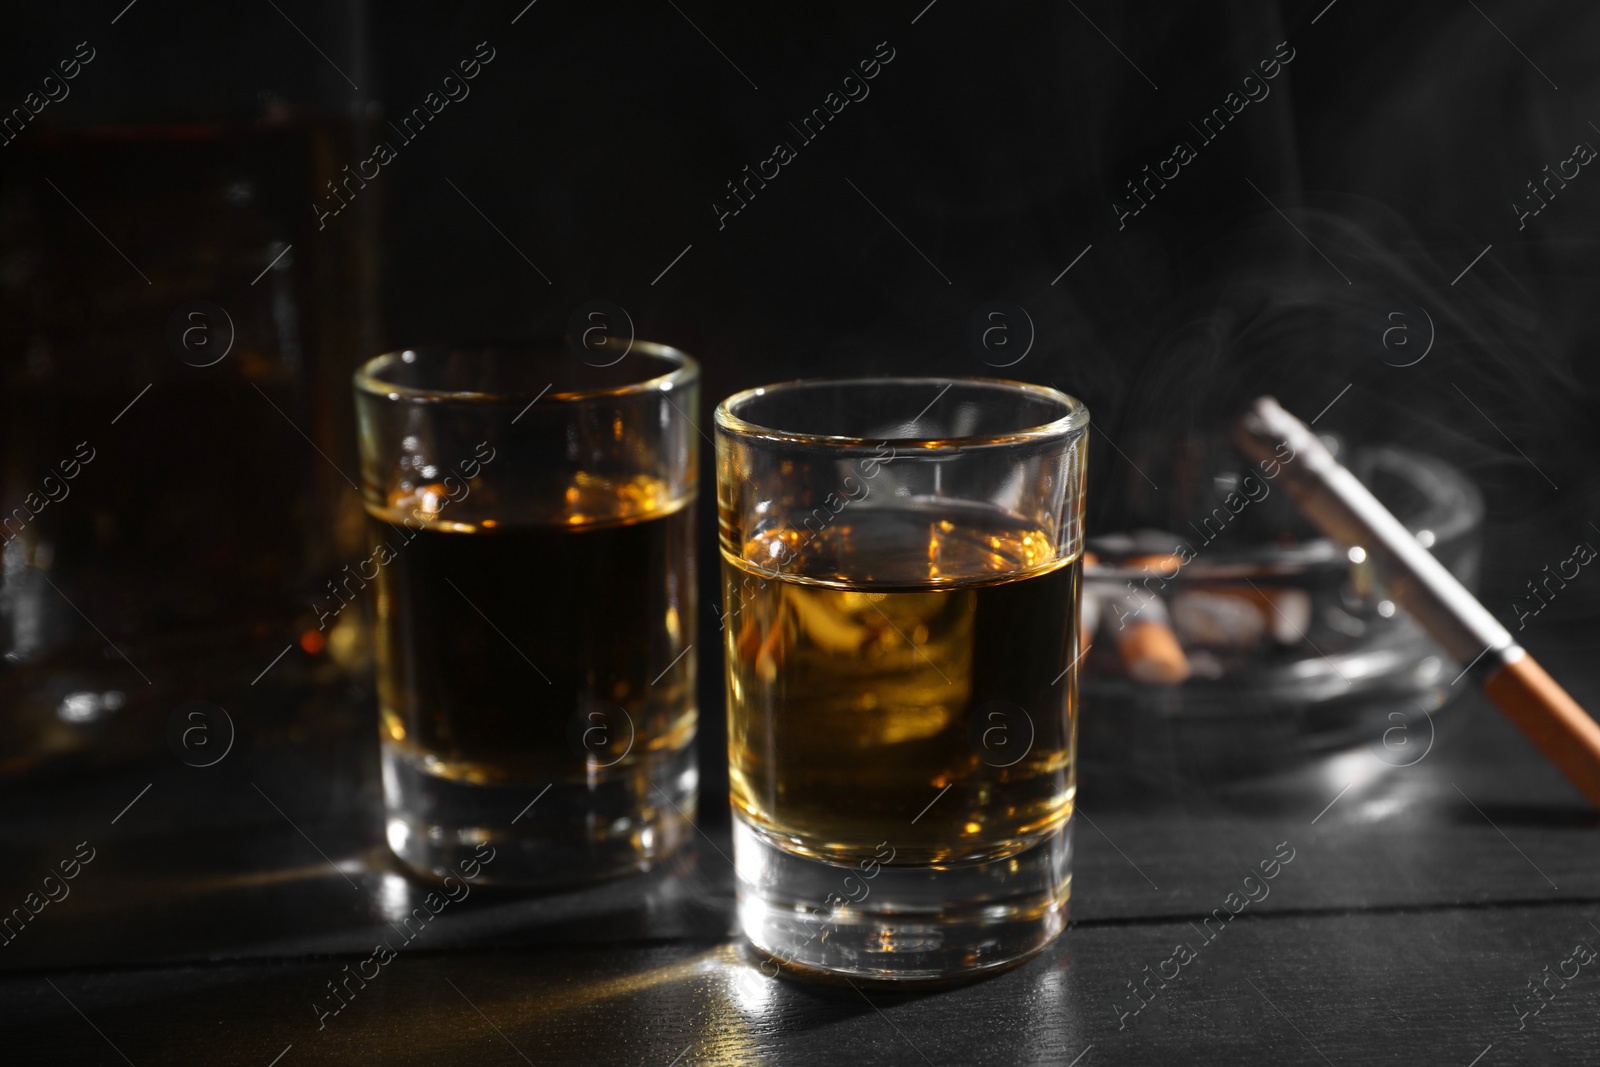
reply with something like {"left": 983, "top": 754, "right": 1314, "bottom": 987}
{"left": 1236, "top": 395, "right": 1600, "bottom": 808}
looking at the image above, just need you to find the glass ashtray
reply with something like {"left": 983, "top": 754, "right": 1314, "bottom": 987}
{"left": 1079, "top": 444, "right": 1482, "bottom": 779}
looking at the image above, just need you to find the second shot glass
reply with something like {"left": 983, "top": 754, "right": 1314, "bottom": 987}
{"left": 716, "top": 377, "right": 1089, "bottom": 981}
{"left": 355, "top": 339, "right": 699, "bottom": 885}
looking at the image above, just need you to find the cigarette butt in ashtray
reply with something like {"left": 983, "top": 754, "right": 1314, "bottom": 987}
{"left": 1110, "top": 588, "right": 1191, "bottom": 686}
{"left": 1110, "top": 548, "right": 1311, "bottom": 647}
{"left": 1122, "top": 551, "right": 1184, "bottom": 575}
{"left": 1120, "top": 553, "right": 1275, "bottom": 650}
{"left": 1171, "top": 589, "right": 1267, "bottom": 649}
{"left": 1256, "top": 587, "right": 1313, "bottom": 644}
{"left": 1173, "top": 584, "right": 1313, "bottom": 648}
{"left": 1081, "top": 551, "right": 1190, "bottom": 683}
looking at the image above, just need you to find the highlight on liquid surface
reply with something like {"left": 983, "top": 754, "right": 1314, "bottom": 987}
{"left": 370, "top": 474, "right": 696, "bottom": 785}
{"left": 722, "top": 502, "right": 1079, "bottom": 867}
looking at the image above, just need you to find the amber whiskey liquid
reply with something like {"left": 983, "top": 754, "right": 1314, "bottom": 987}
{"left": 723, "top": 503, "right": 1078, "bottom": 869}
{"left": 370, "top": 475, "right": 696, "bottom": 882}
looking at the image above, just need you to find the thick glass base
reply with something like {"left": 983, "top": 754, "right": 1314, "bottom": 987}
{"left": 733, "top": 815, "right": 1073, "bottom": 982}
{"left": 381, "top": 742, "right": 697, "bottom": 887}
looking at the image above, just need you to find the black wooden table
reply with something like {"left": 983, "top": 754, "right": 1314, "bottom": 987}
{"left": 4, "top": 624, "right": 1598, "bottom": 1066}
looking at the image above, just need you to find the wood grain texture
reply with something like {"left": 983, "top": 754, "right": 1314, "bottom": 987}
{"left": 5, "top": 904, "right": 1599, "bottom": 1065}
{"left": 1, "top": 630, "right": 1595, "bottom": 1063}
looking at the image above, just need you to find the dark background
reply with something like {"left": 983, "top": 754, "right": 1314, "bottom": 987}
{"left": 6, "top": 0, "right": 1598, "bottom": 797}
{"left": 8, "top": 0, "right": 1597, "bottom": 588}
{"left": 2, "top": 2, "right": 1600, "bottom": 1064}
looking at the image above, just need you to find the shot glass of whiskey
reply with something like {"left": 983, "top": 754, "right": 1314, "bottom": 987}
{"left": 715, "top": 377, "right": 1089, "bottom": 980}
{"left": 354, "top": 340, "right": 699, "bottom": 885}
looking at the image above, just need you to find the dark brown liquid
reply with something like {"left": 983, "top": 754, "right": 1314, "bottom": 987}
{"left": 723, "top": 505, "right": 1079, "bottom": 866}
{"left": 370, "top": 500, "right": 695, "bottom": 784}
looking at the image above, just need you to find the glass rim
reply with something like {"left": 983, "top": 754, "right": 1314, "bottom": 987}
{"left": 714, "top": 375, "right": 1089, "bottom": 449}
{"left": 353, "top": 339, "right": 698, "bottom": 403}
